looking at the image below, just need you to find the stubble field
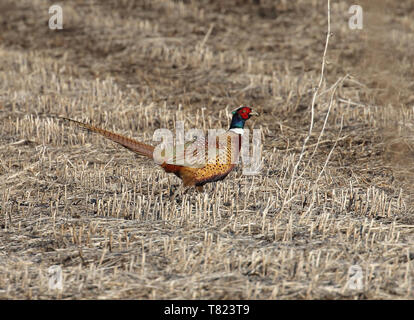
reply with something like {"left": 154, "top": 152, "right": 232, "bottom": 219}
{"left": 0, "top": 0, "right": 414, "bottom": 299}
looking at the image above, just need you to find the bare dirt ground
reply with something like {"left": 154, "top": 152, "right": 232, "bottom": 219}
{"left": 0, "top": 0, "right": 414, "bottom": 299}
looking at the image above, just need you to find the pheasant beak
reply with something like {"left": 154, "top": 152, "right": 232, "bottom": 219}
{"left": 249, "top": 111, "right": 259, "bottom": 116}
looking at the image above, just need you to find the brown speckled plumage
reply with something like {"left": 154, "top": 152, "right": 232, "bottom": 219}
{"left": 61, "top": 107, "right": 257, "bottom": 192}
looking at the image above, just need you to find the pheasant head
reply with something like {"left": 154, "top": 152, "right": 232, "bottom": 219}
{"left": 229, "top": 106, "right": 259, "bottom": 133}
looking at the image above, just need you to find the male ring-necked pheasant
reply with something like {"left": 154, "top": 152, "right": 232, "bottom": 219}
{"left": 61, "top": 106, "right": 258, "bottom": 192}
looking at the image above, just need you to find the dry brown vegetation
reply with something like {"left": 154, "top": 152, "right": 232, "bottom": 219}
{"left": 1, "top": 0, "right": 414, "bottom": 299}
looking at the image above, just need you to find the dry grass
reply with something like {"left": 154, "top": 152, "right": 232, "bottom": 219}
{"left": 0, "top": 0, "right": 413, "bottom": 299}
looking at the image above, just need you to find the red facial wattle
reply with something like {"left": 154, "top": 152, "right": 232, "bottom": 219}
{"left": 238, "top": 107, "right": 251, "bottom": 119}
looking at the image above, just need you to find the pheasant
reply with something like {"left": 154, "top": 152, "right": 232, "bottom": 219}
{"left": 61, "top": 106, "right": 258, "bottom": 193}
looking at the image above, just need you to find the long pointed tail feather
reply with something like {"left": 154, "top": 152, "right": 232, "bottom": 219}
{"left": 61, "top": 117, "right": 154, "bottom": 159}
